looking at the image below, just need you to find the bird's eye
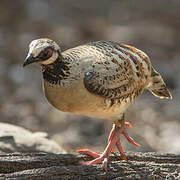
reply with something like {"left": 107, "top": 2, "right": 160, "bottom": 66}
{"left": 39, "top": 47, "right": 53, "bottom": 60}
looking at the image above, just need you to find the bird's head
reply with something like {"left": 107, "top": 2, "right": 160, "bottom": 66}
{"left": 23, "top": 38, "right": 61, "bottom": 67}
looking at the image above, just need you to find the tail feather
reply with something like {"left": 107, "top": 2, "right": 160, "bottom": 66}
{"left": 148, "top": 67, "right": 172, "bottom": 99}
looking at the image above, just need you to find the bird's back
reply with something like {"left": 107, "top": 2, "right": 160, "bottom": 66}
{"left": 62, "top": 41, "right": 151, "bottom": 99}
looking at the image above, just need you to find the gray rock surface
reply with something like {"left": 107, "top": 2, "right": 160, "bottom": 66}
{"left": 0, "top": 152, "right": 179, "bottom": 179}
{"left": 0, "top": 123, "right": 66, "bottom": 154}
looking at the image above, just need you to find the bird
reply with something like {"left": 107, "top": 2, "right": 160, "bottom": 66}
{"left": 23, "top": 38, "right": 172, "bottom": 171}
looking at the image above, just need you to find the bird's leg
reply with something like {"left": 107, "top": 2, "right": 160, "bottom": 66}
{"left": 110, "top": 122, "right": 133, "bottom": 152}
{"left": 77, "top": 149, "right": 100, "bottom": 158}
{"left": 77, "top": 124, "right": 116, "bottom": 158}
{"left": 77, "top": 124, "right": 122, "bottom": 171}
{"left": 108, "top": 124, "right": 116, "bottom": 152}
{"left": 77, "top": 122, "right": 137, "bottom": 157}
{"left": 107, "top": 124, "right": 116, "bottom": 142}
{"left": 115, "top": 122, "right": 139, "bottom": 160}
{"left": 122, "top": 128, "right": 140, "bottom": 147}
{"left": 77, "top": 123, "right": 140, "bottom": 171}
{"left": 85, "top": 124, "right": 122, "bottom": 171}
{"left": 116, "top": 136, "right": 127, "bottom": 160}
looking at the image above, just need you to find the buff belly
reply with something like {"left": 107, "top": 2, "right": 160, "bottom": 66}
{"left": 43, "top": 80, "right": 131, "bottom": 121}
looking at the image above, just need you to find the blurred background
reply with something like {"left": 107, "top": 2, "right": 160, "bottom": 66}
{"left": 0, "top": 0, "right": 179, "bottom": 154}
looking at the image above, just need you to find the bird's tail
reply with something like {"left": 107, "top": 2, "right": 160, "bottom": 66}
{"left": 147, "top": 67, "right": 172, "bottom": 99}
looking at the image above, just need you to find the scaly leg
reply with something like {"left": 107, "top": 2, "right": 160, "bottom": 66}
{"left": 77, "top": 124, "right": 117, "bottom": 158}
{"left": 77, "top": 122, "right": 139, "bottom": 171}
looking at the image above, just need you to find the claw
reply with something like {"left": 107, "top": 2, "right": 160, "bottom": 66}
{"left": 102, "top": 158, "right": 108, "bottom": 172}
{"left": 111, "top": 148, "right": 115, "bottom": 152}
{"left": 125, "top": 121, "right": 133, "bottom": 128}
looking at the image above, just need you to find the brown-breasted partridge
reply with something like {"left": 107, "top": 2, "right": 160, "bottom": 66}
{"left": 23, "top": 38, "right": 172, "bottom": 171}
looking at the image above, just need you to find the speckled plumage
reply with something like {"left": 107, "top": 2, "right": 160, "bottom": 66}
{"left": 34, "top": 40, "right": 171, "bottom": 125}
{"left": 24, "top": 38, "right": 172, "bottom": 170}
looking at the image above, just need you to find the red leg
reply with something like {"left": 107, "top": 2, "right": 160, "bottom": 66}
{"left": 86, "top": 125, "right": 121, "bottom": 171}
{"left": 116, "top": 136, "right": 127, "bottom": 160}
{"left": 77, "top": 123, "right": 139, "bottom": 171}
{"left": 122, "top": 129, "right": 140, "bottom": 147}
{"left": 108, "top": 124, "right": 116, "bottom": 142}
{"left": 125, "top": 121, "right": 133, "bottom": 128}
{"left": 76, "top": 149, "right": 100, "bottom": 158}
{"left": 108, "top": 124, "right": 116, "bottom": 152}
{"left": 76, "top": 124, "right": 117, "bottom": 157}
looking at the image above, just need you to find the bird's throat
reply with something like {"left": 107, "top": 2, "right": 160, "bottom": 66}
{"left": 42, "top": 56, "right": 70, "bottom": 85}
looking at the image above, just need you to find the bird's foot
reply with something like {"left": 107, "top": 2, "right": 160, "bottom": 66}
{"left": 76, "top": 149, "right": 109, "bottom": 171}
{"left": 77, "top": 122, "right": 139, "bottom": 171}
{"left": 77, "top": 138, "right": 115, "bottom": 171}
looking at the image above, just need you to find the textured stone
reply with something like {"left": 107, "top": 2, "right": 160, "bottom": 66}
{"left": 0, "top": 123, "right": 66, "bottom": 154}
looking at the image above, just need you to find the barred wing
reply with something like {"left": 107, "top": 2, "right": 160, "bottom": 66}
{"left": 83, "top": 41, "right": 151, "bottom": 100}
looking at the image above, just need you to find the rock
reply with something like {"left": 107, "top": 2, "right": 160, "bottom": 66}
{"left": 0, "top": 152, "right": 180, "bottom": 179}
{"left": 0, "top": 123, "right": 66, "bottom": 154}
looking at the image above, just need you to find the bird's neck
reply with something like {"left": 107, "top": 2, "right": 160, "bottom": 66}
{"left": 42, "top": 53, "right": 71, "bottom": 85}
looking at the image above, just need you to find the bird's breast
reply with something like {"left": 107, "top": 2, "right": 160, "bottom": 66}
{"left": 43, "top": 80, "right": 132, "bottom": 120}
{"left": 43, "top": 79, "right": 104, "bottom": 114}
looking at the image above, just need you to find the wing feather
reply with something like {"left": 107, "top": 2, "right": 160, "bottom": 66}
{"left": 81, "top": 41, "right": 150, "bottom": 100}
{"left": 84, "top": 60, "right": 137, "bottom": 100}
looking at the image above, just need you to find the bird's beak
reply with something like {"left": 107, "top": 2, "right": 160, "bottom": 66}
{"left": 23, "top": 54, "right": 37, "bottom": 67}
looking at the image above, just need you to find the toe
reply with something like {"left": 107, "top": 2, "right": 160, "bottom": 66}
{"left": 76, "top": 149, "right": 100, "bottom": 158}
{"left": 125, "top": 122, "right": 132, "bottom": 128}
{"left": 102, "top": 158, "right": 108, "bottom": 172}
{"left": 122, "top": 130, "right": 140, "bottom": 147}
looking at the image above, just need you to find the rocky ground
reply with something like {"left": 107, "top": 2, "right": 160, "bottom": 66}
{"left": 0, "top": 0, "right": 180, "bottom": 154}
